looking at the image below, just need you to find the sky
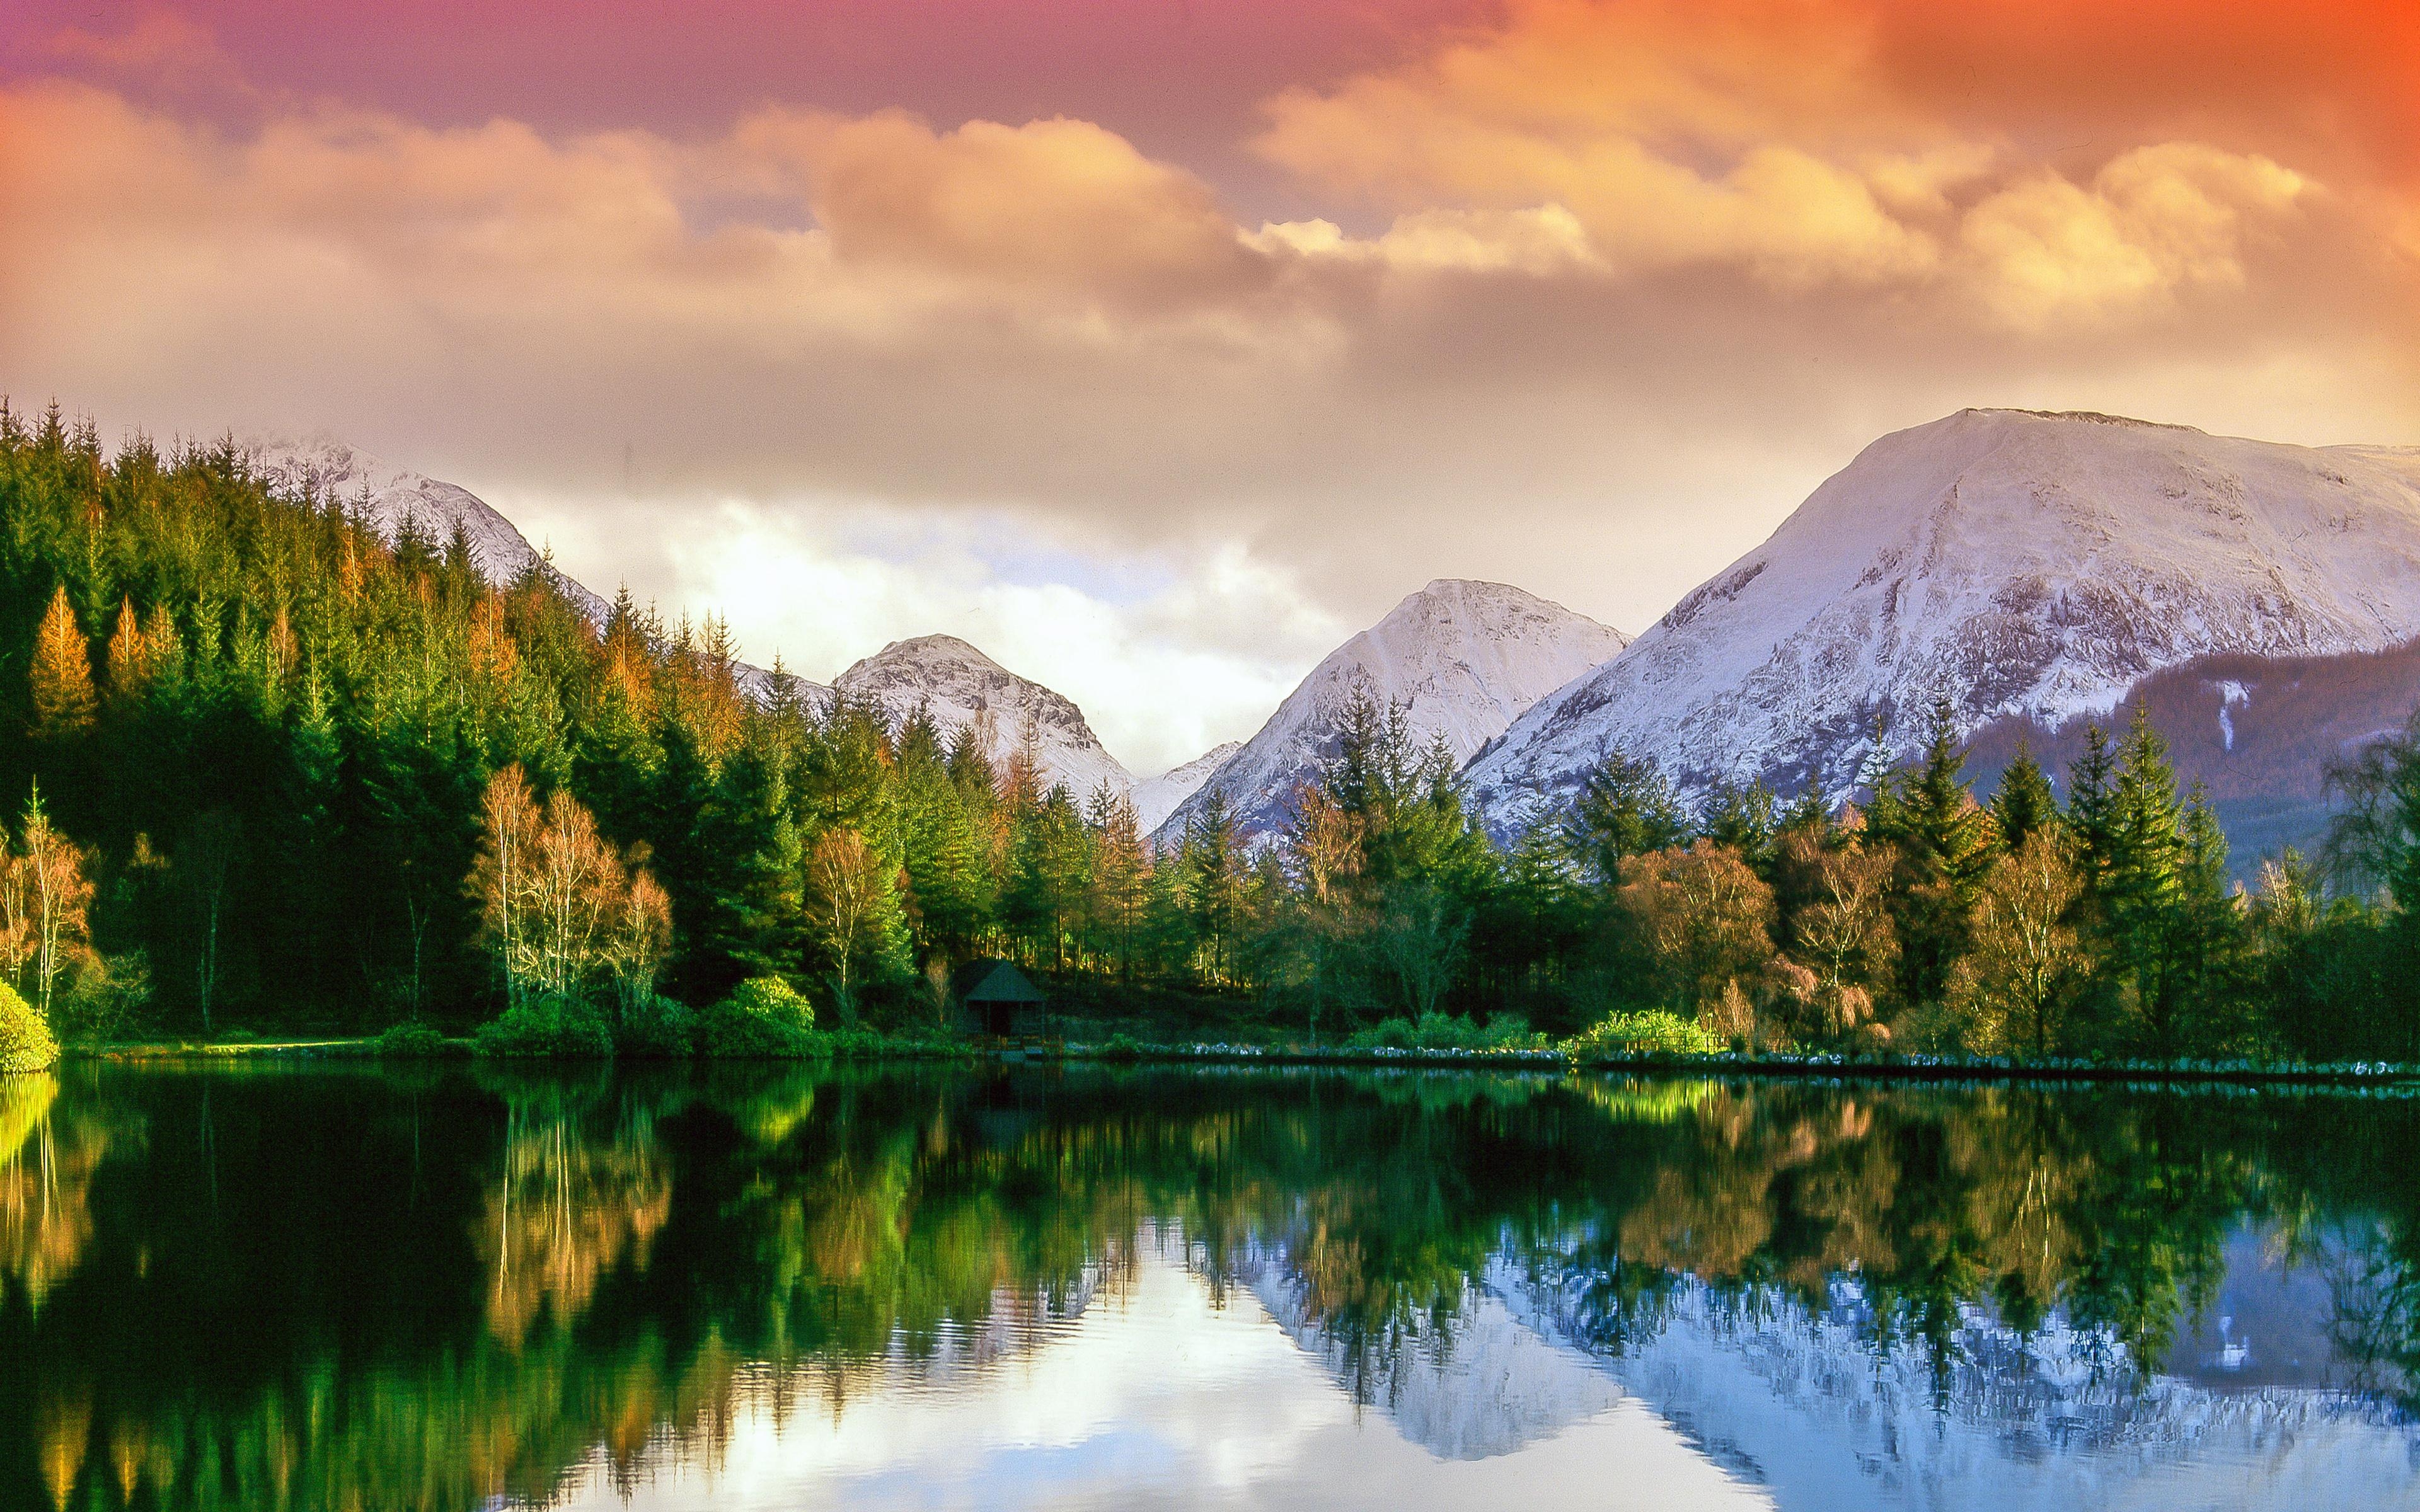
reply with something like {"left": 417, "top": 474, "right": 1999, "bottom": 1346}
{"left": 3, "top": 1, "right": 2417, "bottom": 774}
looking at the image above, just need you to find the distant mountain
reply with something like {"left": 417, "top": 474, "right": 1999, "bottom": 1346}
{"left": 244, "top": 434, "right": 830, "bottom": 709}
{"left": 243, "top": 435, "right": 615, "bottom": 624}
{"left": 1132, "top": 741, "right": 1242, "bottom": 833}
{"left": 1468, "top": 409, "right": 2420, "bottom": 840}
{"left": 836, "top": 635, "right": 1132, "bottom": 801}
{"left": 1160, "top": 580, "right": 1627, "bottom": 847}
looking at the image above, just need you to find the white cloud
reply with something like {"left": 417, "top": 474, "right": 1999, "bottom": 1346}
{"left": 484, "top": 486, "right": 1340, "bottom": 776}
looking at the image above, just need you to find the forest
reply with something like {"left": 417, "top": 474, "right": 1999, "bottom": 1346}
{"left": 4, "top": 402, "right": 2420, "bottom": 1063}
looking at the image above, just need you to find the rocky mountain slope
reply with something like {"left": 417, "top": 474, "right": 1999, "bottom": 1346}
{"left": 836, "top": 635, "right": 1133, "bottom": 801}
{"left": 1468, "top": 410, "right": 2420, "bottom": 838}
{"left": 1161, "top": 580, "right": 1627, "bottom": 847}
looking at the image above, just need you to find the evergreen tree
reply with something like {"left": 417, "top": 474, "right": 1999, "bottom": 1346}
{"left": 1564, "top": 748, "right": 1688, "bottom": 884}
{"left": 1990, "top": 744, "right": 2058, "bottom": 852}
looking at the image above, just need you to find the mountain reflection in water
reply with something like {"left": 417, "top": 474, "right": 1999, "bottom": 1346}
{"left": 3, "top": 1063, "right": 2419, "bottom": 1511}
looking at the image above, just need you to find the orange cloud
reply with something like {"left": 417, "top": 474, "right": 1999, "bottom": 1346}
{"left": 0, "top": 10, "right": 2411, "bottom": 657}
{"left": 1252, "top": 0, "right": 2360, "bottom": 324}
{"left": 732, "top": 110, "right": 1267, "bottom": 311}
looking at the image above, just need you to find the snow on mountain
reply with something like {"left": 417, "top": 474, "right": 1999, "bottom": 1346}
{"left": 836, "top": 634, "right": 1133, "bottom": 801}
{"left": 1132, "top": 742, "right": 1242, "bottom": 833}
{"left": 243, "top": 434, "right": 615, "bottom": 624}
{"left": 1468, "top": 409, "right": 2420, "bottom": 837}
{"left": 1158, "top": 580, "right": 1627, "bottom": 847}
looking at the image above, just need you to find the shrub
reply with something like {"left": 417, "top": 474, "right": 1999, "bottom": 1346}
{"left": 1095, "top": 1033, "right": 1146, "bottom": 1062}
{"left": 372, "top": 1021, "right": 457, "bottom": 1058}
{"left": 473, "top": 995, "right": 614, "bottom": 1058}
{"left": 1347, "top": 1016, "right": 1415, "bottom": 1050}
{"left": 614, "top": 995, "right": 696, "bottom": 1058}
{"left": 1565, "top": 1009, "right": 1726, "bottom": 1061}
{"left": 219, "top": 1026, "right": 260, "bottom": 1045}
{"left": 692, "top": 980, "right": 820, "bottom": 1058}
{"left": 0, "top": 984, "right": 59, "bottom": 1075}
{"left": 727, "top": 976, "right": 814, "bottom": 1029}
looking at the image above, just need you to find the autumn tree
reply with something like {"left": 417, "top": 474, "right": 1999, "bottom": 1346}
{"left": 1777, "top": 828, "right": 1898, "bottom": 1041}
{"left": 1951, "top": 830, "right": 2092, "bottom": 1057}
{"left": 28, "top": 585, "right": 96, "bottom": 738}
{"left": 0, "top": 786, "right": 94, "bottom": 1022}
{"left": 1085, "top": 785, "right": 1151, "bottom": 981}
{"left": 1613, "top": 842, "right": 1777, "bottom": 1026}
{"left": 469, "top": 767, "right": 545, "bottom": 1004}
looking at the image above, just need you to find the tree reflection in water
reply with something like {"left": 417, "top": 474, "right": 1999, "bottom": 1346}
{"left": 2, "top": 1064, "right": 2418, "bottom": 1509}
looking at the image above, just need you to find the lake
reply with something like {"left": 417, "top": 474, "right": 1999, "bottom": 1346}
{"left": 4, "top": 1062, "right": 2419, "bottom": 1511}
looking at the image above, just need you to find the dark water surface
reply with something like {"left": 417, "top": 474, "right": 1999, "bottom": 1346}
{"left": 6, "top": 1063, "right": 2420, "bottom": 1511}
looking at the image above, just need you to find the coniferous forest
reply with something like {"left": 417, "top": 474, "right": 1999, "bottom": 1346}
{"left": 5, "top": 403, "right": 2420, "bottom": 1063}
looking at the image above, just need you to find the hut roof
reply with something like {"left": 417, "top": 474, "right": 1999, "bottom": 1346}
{"left": 961, "top": 961, "right": 1046, "bottom": 1004}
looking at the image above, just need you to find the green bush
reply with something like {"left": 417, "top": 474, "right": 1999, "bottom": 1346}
{"left": 372, "top": 1021, "right": 458, "bottom": 1058}
{"left": 0, "top": 983, "right": 58, "bottom": 1075}
{"left": 687, "top": 976, "right": 822, "bottom": 1058}
{"left": 473, "top": 995, "right": 614, "bottom": 1058}
{"left": 1564, "top": 1009, "right": 1726, "bottom": 1061}
{"left": 614, "top": 995, "right": 696, "bottom": 1058}
{"left": 727, "top": 976, "right": 814, "bottom": 1029}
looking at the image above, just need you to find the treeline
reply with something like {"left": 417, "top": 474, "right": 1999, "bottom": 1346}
{"left": 4, "top": 403, "right": 2419, "bottom": 1059}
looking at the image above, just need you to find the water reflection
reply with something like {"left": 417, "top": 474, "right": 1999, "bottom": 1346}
{"left": 3, "top": 1063, "right": 2419, "bottom": 1509}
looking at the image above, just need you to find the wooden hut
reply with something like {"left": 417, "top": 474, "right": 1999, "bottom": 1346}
{"left": 960, "top": 961, "right": 1049, "bottom": 1039}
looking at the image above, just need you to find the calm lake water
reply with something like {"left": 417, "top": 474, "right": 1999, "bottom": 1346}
{"left": 5, "top": 1063, "right": 2420, "bottom": 1511}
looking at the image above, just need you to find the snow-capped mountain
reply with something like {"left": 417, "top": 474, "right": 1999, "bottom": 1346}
{"left": 243, "top": 435, "right": 615, "bottom": 624}
{"left": 1132, "top": 742, "right": 1242, "bottom": 833}
{"left": 1160, "top": 580, "right": 1627, "bottom": 847}
{"left": 1468, "top": 410, "right": 2420, "bottom": 837}
{"left": 836, "top": 635, "right": 1133, "bottom": 801}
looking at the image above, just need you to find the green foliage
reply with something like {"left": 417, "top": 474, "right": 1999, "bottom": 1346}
{"left": 727, "top": 975, "right": 814, "bottom": 1028}
{"left": 1564, "top": 1009, "right": 1727, "bottom": 1060}
{"left": 691, "top": 977, "right": 821, "bottom": 1057}
{"left": 613, "top": 995, "right": 696, "bottom": 1058}
{"left": 371, "top": 1020, "right": 458, "bottom": 1057}
{"left": 473, "top": 995, "right": 614, "bottom": 1058}
{"left": 0, "top": 982, "right": 58, "bottom": 1074}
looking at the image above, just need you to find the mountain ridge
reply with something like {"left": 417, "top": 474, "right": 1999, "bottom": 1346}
{"left": 1466, "top": 408, "right": 2420, "bottom": 838}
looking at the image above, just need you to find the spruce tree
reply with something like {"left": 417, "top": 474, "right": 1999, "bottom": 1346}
{"left": 1990, "top": 743, "right": 2058, "bottom": 852}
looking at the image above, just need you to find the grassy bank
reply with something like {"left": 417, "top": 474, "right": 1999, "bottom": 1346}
{"left": 60, "top": 1030, "right": 2420, "bottom": 1090}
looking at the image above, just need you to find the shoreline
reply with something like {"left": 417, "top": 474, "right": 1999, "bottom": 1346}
{"left": 55, "top": 1036, "right": 2420, "bottom": 1090}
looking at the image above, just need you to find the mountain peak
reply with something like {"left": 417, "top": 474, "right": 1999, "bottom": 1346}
{"left": 837, "top": 635, "right": 1130, "bottom": 799}
{"left": 1158, "top": 580, "right": 1627, "bottom": 845}
{"left": 1468, "top": 413, "right": 2420, "bottom": 836}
